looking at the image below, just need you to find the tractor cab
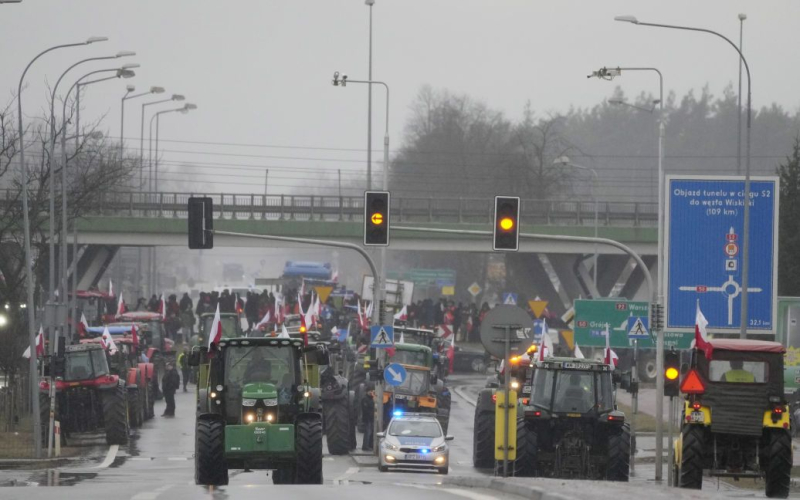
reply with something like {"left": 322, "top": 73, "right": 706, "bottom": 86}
{"left": 198, "top": 311, "right": 243, "bottom": 346}
{"left": 63, "top": 344, "right": 112, "bottom": 382}
{"left": 114, "top": 311, "right": 173, "bottom": 357}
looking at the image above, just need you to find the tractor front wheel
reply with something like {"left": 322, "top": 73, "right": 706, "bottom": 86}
{"left": 102, "top": 383, "right": 130, "bottom": 445}
{"left": 765, "top": 429, "right": 791, "bottom": 498}
{"left": 127, "top": 388, "right": 142, "bottom": 429}
{"left": 472, "top": 406, "right": 495, "bottom": 468}
{"left": 295, "top": 417, "right": 323, "bottom": 484}
{"left": 324, "top": 397, "right": 351, "bottom": 456}
{"left": 195, "top": 419, "right": 228, "bottom": 486}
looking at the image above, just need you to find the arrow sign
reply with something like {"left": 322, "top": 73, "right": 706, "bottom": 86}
{"left": 384, "top": 363, "right": 407, "bottom": 386}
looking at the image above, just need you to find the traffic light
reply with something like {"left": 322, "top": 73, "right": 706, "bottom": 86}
{"left": 664, "top": 349, "right": 680, "bottom": 397}
{"left": 364, "top": 191, "right": 390, "bottom": 246}
{"left": 493, "top": 196, "right": 520, "bottom": 251}
{"left": 188, "top": 197, "right": 213, "bottom": 249}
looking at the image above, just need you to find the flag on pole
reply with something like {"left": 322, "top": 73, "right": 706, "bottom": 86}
{"left": 277, "top": 323, "right": 290, "bottom": 339}
{"left": 109, "top": 279, "right": 114, "bottom": 297}
{"left": 131, "top": 324, "right": 140, "bottom": 349}
{"left": 101, "top": 326, "right": 118, "bottom": 355}
{"left": 694, "top": 301, "right": 713, "bottom": 360}
{"left": 78, "top": 312, "right": 90, "bottom": 338}
{"left": 574, "top": 343, "right": 585, "bottom": 359}
{"left": 116, "top": 293, "right": 126, "bottom": 317}
{"left": 332, "top": 269, "right": 339, "bottom": 282}
{"left": 393, "top": 305, "right": 408, "bottom": 322}
{"left": 538, "top": 319, "right": 549, "bottom": 361}
{"left": 255, "top": 310, "right": 271, "bottom": 330}
{"left": 447, "top": 330, "right": 455, "bottom": 374}
{"left": 604, "top": 324, "right": 619, "bottom": 370}
{"left": 207, "top": 304, "right": 223, "bottom": 350}
{"left": 23, "top": 326, "right": 45, "bottom": 359}
{"left": 357, "top": 300, "right": 366, "bottom": 330}
{"left": 158, "top": 294, "right": 166, "bottom": 320}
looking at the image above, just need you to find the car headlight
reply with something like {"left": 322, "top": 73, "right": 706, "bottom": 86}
{"left": 242, "top": 398, "right": 257, "bottom": 407}
{"left": 433, "top": 444, "right": 447, "bottom": 452}
{"left": 383, "top": 442, "right": 399, "bottom": 451}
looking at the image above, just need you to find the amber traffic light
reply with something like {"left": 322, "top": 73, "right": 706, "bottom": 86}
{"left": 664, "top": 349, "right": 680, "bottom": 397}
{"left": 493, "top": 196, "right": 520, "bottom": 251}
{"left": 364, "top": 191, "right": 390, "bottom": 246}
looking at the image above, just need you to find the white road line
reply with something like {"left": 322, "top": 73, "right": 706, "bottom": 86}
{"left": 452, "top": 385, "right": 477, "bottom": 407}
{"left": 333, "top": 466, "right": 359, "bottom": 484}
{"left": 131, "top": 484, "right": 173, "bottom": 500}
{"left": 403, "top": 483, "right": 499, "bottom": 500}
{"left": 167, "top": 457, "right": 189, "bottom": 461}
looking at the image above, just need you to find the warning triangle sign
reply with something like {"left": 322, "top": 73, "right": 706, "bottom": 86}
{"left": 314, "top": 286, "right": 333, "bottom": 304}
{"left": 528, "top": 299, "right": 548, "bottom": 319}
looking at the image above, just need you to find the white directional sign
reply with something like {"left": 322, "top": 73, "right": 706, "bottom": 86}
{"left": 384, "top": 363, "right": 408, "bottom": 386}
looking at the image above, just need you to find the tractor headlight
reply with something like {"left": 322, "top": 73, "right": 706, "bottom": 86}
{"left": 266, "top": 413, "right": 274, "bottom": 422}
{"left": 242, "top": 398, "right": 257, "bottom": 407}
{"left": 245, "top": 413, "right": 255, "bottom": 423}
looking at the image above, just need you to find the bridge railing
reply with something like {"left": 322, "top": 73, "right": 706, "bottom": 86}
{"left": 0, "top": 190, "right": 658, "bottom": 227}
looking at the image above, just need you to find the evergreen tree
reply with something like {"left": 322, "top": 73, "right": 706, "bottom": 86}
{"left": 777, "top": 137, "right": 800, "bottom": 296}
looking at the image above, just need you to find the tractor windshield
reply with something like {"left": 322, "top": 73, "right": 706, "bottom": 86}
{"left": 392, "top": 368, "right": 430, "bottom": 396}
{"left": 391, "top": 349, "right": 429, "bottom": 367}
{"left": 64, "top": 350, "right": 110, "bottom": 381}
{"left": 225, "top": 346, "right": 296, "bottom": 389}
{"left": 531, "top": 369, "right": 613, "bottom": 414}
{"left": 202, "top": 316, "right": 239, "bottom": 339}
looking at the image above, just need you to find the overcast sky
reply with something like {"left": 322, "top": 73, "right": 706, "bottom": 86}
{"left": 1, "top": 0, "right": 797, "bottom": 196}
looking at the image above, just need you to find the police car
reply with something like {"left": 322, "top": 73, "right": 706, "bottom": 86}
{"left": 377, "top": 412, "right": 453, "bottom": 474}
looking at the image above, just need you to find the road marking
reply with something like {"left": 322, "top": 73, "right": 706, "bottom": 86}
{"left": 333, "top": 466, "right": 359, "bottom": 485}
{"left": 131, "top": 484, "right": 173, "bottom": 500}
{"left": 404, "top": 483, "right": 499, "bottom": 500}
{"left": 167, "top": 457, "right": 189, "bottom": 461}
{"left": 452, "top": 385, "right": 477, "bottom": 407}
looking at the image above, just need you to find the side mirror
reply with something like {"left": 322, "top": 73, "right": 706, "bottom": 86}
{"left": 188, "top": 346, "right": 206, "bottom": 367}
{"left": 445, "top": 435, "right": 455, "bottom": 441}
{"left": 376, "top": 432, "right": 385, "bottom": 438}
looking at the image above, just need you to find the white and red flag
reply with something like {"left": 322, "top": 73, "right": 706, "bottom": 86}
{"left": 574, "top": 343, "right": 585, "bottom": 359}
{"left": 277, "top": 323, "right": 291, "bottom": 339}
{"left": 256, "top": 310, "right": 271, "bottom": 330}
{"left": 108, "top": 279, "right": 114, "bottom": 297}
{"left": 207, "top": 304, "right": 223, "bottom": 349}
{"left": 78, "top": 312, "right": 90, "bottom": 338}
{"left": 158, "top": 294, "right": 166, "bottom": 320}
{"left": 101, "top": 326, "right": 118, "bottom": 355}
{"left": 604, "top": 324, "right": 619, "bottom": 370}
{"left": 331, "top": 269, "right": 339, "bottom": 282}
{"left": 116, "top": 293, "right": 126, "bottom": 317}
{"left": 22, "top": 326, "right": 45, "bottom": 359}
{"left": 538, "top": 319, "right": 550, "bottom": 361}
{"left": 393, "top": 305, "right": 408, "bottom": 322}
{"left": 694, "top": 301, "right": 713, "bottom": 360}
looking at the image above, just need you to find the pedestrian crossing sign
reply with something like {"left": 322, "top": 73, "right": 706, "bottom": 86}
{"left": 627, "top": 316, "right": 650, "bottom": 340}
{"left": 370, "top": 325, "right": 395, "bottom": 348}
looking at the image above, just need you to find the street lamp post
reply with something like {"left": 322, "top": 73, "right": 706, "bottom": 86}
{"left": 737, "top": 13, "right": 747, "bottom": 177}
{"left": 365, "top": 0, "right": 375, "bottom": 191}
{"left": 614, "top": 17, "right": 752, "bottom": 342}
{"left": 16, "top": 35, "right": 108, "bottom": 458}
{"left": 554, "top": 157, "right": 599, "bottom": 294}
{"left": 332, "top": 71, "right": 389, "bottom": 450}
{"left": 121, "top": 85, "right": 165, "bottom": 154}
{"left": 590, "top": 64, "right": 666, "bottom": 482}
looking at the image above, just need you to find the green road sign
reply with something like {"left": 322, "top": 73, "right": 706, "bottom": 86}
{"left": 574, "top": 299, "right": 693, "bottom": 349}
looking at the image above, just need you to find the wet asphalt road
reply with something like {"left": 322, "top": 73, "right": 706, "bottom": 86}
{"left": 0, "top": 373, "right": 793, "bottom": 499}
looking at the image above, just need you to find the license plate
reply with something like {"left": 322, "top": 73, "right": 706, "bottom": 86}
{"left": 689, "top": 411, "right": 704, "bottom": 423}
{"left": 522, "top": 385, "right": 531, "bottom": 394}
{"left": 405, "top": 454, "right": 425, "bottom": 461}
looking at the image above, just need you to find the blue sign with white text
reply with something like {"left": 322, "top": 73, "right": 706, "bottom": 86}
{"left": 665, "top": 176, "right": 778, "bottom": 333}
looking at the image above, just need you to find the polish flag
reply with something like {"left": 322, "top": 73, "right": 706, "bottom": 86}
{"left": 275, "top": 297, "right": 284, "bottom": 324}
{"left": 131, "top": 324, "right": 140, "bottom": 349}
{"left": 357, "top": 300, "right": 366, "bottom": 330}
{"left": 256, "top": 310, "right": 271, "bottom": 330}
{"left": 78, "top": 312, "right": 90, "bottom": 338}
{"left": 604, "top": 324, "right": 619, "bottom": 370}
{"left": 694, "top": 302, "right": 713, "bottom": 360}
{"left": 116, "top": 293, "right": 126, "bottom": 318}
{"left": 101, "top": 326, "right": 118, "bottom": 355}
{"left": 207, "top": 304, "right": 223, "bottom": 350}
{"left": 23, "top": 326, "right": 45, "bottom": 359}
{"left": 158, "top": 295, "right": 166, "bottom": 320}
{"left": 277, "top": 323, "right": 291, "bottom": 339}
{"left": 393, "top": 305, "right": 408, "bottom": 322}
{"left": 574, "top": 343, "right": 585, "bottom": 359}
{"left": 332, "top": 270, "right": 339, "bottom": 283}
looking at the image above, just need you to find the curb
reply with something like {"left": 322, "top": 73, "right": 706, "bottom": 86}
{"left": 443, "top": 475, "right": 575, "bottom": 500}
{"left": 0, "top": 457, "right": 78, "bottom": 470}
{"left": 351, "top": 454, "right": 379, "bottom": 467}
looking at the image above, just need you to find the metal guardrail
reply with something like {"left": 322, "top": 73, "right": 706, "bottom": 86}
{"left": 0, "top": 190, "right": 658, "bottom": 227}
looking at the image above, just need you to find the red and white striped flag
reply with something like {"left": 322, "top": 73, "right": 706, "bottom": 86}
{"left": 207, "top": 304, "right": 223, "bottom": 349}
{"left": 116, "top": 293, "right": 126, "bottom": 317}
{"left": 101, "top": 326, "right": 118, "bottom": 355}
{"left": 694, "top": 302, "right": 713, "bottom": 360}
{"left": 78, "top": 312, "right": 90, "bottom": 338}
{"left": 604, "top": 324, "right": 619, "bottom": 370}
{"left": 256, "top": 310, "right": 271, "bottom": 330}
{"left": 108, "top": 279, "right": 114, "bottom": 297}
{"left": 393, "top": 305, "right": 408, "bottom": 322}
{"left": 22, "top": 326, "right": 45, "bottom": 359}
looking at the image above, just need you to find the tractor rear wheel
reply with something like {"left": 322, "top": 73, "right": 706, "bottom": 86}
{"left": 295, "top": 417, "right": 323, "bottom": 484}
{"left": 765, "top": 430, "right": 791, "bottom": 498}
{"left": 348, "top": 390, "right": 358, "bottom": 450}
{"left": 127, "top": 388, "right": 142, "bottom": 429}
{"left": 606, "top": 423, "right": 631, "bottom": 481}
{"left": 324, "top": 397, "right": 351, "bottom": 455}
{"left": 472, "top": 401, "right": 495, "bottom": 468}
{"left": 494, "top": 418, "right": 536, "bottom": 477}
{"left": 195, "top": 419, "right": 228, "bottom": 485}
{"left": 102, "top": 383, "right": 129, "bottom": 445}
{"left": 678, "top": 425, "right": 705, "bottom": 490}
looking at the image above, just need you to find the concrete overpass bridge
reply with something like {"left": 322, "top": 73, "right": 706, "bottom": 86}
{"left": 4, "top": 191, "right": 659, "bottom": 314}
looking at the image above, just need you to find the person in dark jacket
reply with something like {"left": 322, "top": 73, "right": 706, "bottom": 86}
{"left": 162, "top": 363, "right": 180, "bottom": 417}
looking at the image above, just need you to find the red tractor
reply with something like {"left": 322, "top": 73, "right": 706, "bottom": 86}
{"left": 110, "top": 311, "right": 174, "bottom": 399}
{"left": 40, "top": 343, "right": 129, "bottom": 445}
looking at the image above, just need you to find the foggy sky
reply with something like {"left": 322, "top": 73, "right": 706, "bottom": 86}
{"left": 1, "top": 0, "right": 796, "bottom": 196}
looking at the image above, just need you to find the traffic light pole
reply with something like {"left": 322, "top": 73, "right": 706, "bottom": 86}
{"left": 210, "top": 229, "right": 384, "bottom": 450}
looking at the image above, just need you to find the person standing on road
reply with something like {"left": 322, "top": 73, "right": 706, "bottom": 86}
{"left": 162, "top": 363, "right": 180, "bottom": 417}
{"left": 177, "top": 348, "right": 191, "bottom": 392}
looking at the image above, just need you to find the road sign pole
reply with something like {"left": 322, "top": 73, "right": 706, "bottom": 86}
{"left": 630, "top": 339, "right": 638, "bottom": 475}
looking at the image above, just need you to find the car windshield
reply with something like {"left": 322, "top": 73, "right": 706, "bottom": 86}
{"left": 64, "top": 350, "right": 109, "bottom": 381}
{"left": 389, "top": 420, "right": 441, "bottom": 438}
{"left": 531, "top": 369, "right": 607, "bottom": 414}
{"left": 710, "top": 359, "right": 768, "bottom": 383}
{"left": 391, "top": 349, "right": 428, "bottom": 367}
{"left": 392, "top": 368, "right": 430, "bottom": 396}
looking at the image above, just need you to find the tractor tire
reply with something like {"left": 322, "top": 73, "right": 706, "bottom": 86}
{"left": 324, "top": 397, "right": 351, "bottom": 455}
{"left": 272, "top": 467, "right": 295, "bottom": 485}
{"left": 606, "top": 422, "right": 631, "bottom": 481}
{"left": 127, "top": 388, "right": 142, "bottom": 429}
{"left": 494, "top": 419, "right": 536, "bottom": 477}
{"left": 437, "top": 388, "right": 452, "bottom": 434}
{"left": 195, "top": 419, "right": 228, "bottom": 486}
{"left": 678, "top": 425, "right": 705, "bottom": 490}
{"left": 637, "top": 357, "right": 657, "bottom": 383}
{"left": 473, "top": 408, "right": 495, "bottom": 468}
{"left": 102, "top": 383, "right": 130, "bottom": 446}
{"left": 765, "top": 430, "right": 792, "bottom": 498}
{"left": 295, "top": 417, "right": 323, "bottom": 484}
{"left": 348, "top": 391, "right": 358, "bottom": 451}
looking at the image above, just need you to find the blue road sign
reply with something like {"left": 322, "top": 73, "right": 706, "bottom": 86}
{"left": 502, "top": 293, "right": 518, "bottom": 306}
{"left": 370, "top": 325, "right": 395, "bottom": 348}
{"left": 665, "top": 176, "right": 779, "bottom": 334}
{"left": 384, "top": 363, "right": 408, "bottom": 386}
{"left": 627, "top": 316, "right": 650, "bottom": 340}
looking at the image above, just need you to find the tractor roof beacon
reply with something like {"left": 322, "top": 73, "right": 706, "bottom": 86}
{"left": 674, "top": 339, "right": 792, "bottom": 498}
{"left": 192, "top": 337, "right": 327, "bottom": 486}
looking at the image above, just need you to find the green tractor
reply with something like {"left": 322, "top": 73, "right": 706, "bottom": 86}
{"left": 388, "top": 342, "right": 451, "bottom": 433}
{"left": 192, "top": 337, "right": 327, "bottom": 485}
